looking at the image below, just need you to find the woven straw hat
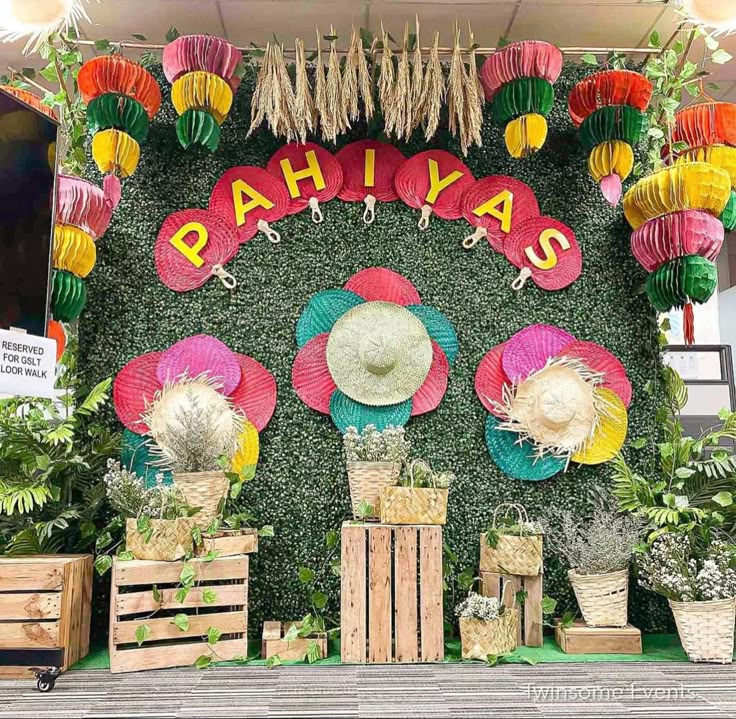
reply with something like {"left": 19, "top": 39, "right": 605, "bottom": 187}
{"left": 506, "top": 362, "right": 597, "bottom": 452}
{"left": 326, "top": 301, "right": 433, "bottom": 406}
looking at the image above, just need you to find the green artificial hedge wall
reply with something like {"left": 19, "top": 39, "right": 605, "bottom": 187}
{"left": 81, "top": 63, "right": 671, "bottom": 635}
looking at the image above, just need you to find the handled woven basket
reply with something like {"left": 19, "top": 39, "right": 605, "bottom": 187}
{"left": 125, "top": 518, "right": 195, "bottom": 561}
{"left": 346, "top": 461, "right": 400, "bottom": 520}
{"left": 460, "top": 583, "right": 519, "bottom": 660}
{"left": 480, "top": 503, "right": 543, "bottom": 576}
{"left": 670, "top": 597, "right": 736, "bottom": 664}
{"left": 568, "top": 568, "right": 629, "bottom": 627}
{"left": 173, "top": 470, "right": 229, "bottom": 526}
{"left": 379, "top": 486, "right": 448, "bottom": 525}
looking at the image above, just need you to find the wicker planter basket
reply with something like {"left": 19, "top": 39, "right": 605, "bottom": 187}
{"left": 173, "top": 470, "right": 229, "bottom": 525}
{"left": 568, "top": 568, "right": 629, "bottom": 627}
{"left": 346, "top": 461, "right": 400, "bottom": 520}
{"left": 379, "top": 486, "right": 448, "bottom": 525}
{"left": 459, "top": 584, "right": 519, "bottom": 660}
{"left": 481, "top": 504, "right": 543, "bottom": 576}
{"left": 670, "top": 597, "right": 736, "bottom": 664}
{"left": 125, "top": 518, "right": 195, "bottom": 561}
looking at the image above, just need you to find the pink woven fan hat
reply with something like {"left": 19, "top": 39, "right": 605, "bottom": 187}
{"left": 155, "top": 208, "right": 239, "bottom": 292}
{"left": 209, "top": 166, "right": 291, "bottom": 244}
{"left": 460, "top": 176, "right": 540, "bottom": 252}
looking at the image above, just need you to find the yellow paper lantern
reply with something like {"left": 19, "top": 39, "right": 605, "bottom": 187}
{"left": 588, "top": 140, "right": 634, "bottom": 184}
{"left": 504, "top": 114, "right": 548, "bottom": 159}
{"left": 52, "top": 224, "right": 96, "bottom": 278}
{"left": 91, "top": 128, "right": 140, "bottom": 177}
{"left": 171, "top": 71, "right": 233, "bottom": 125}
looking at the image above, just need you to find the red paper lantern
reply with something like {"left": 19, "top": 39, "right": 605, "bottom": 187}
{"left": 155, "top": 209, "right": 239, "bottom": 292}
{"left": 209, "top": 166, "right": 291, "bottom": 244}
{"left": 266, "top": 142, "right": 343, "bottom": 223}
{"left": 335, "top": 139, "right": 405, "bottom": 224}
{"left": 461, "top": 176, "right": 540, "bottom": 252}
{"left": 394, "top": 149, "right": 474, "bottom": 229}
{"left": 503, "top": 215, "right": 582, "bottom": 290}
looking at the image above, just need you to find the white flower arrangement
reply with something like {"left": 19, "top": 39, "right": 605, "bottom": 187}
{"left": 342, "top": 424, "right": 410, "bottom": 464}
{"left": 455, "top": 592, "right": 503, "bottom": 622}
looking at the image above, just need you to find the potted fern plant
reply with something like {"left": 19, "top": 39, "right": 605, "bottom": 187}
{"left": 342, "top": 425, "right": 408, "bottom": 520}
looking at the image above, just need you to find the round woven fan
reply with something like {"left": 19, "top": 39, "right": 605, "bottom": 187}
{"left": 295, "top": 289, "right": 365, "bottom": 348}
{"left": 292, "top": 332, "right": 336, "bottom": 414}
{"left": 155, "top": 208, "right": 239, "bottom": 292}
{"left": 266, "top": 142, "right": 343, "bottom": 222}
{"left": 329, "top": 390, "right": 413, "bottom": 433}
{"left": 406, "top": 304, "right": 459, "bottom": 365}
{"left": 460, "top": 175, "right": 540, "bottom": 251}
{"left": 343, "top": 267, "right": 422, "bottom": 306}
{"left": 163, "top": 34, "right": 243, "bottom": 91}
{"left": 474, "top": 342, "right": 509, "bottom": 417}
{"left": 502, "top": 324, "right": 576, "bottom": 381}
{"left": 335, "top": 139, "right": 406, "bottom": 224}
{"left": 503, "top": 216, "right": 582, "bottom": 291}
{"left": 394, "top": 149, "right": 474, "bottom": 229}
{"left": 411, "top": 341, "right": 450, "bottom": 416}
{"left": 157, "top": 334, "right": 242, "bottom": 394}
{"left": 113, "top": 351, "right": 164, "bottom": 433}
{"left": 228, "top": 353, "right": 278, "bottom": 431}
{"left": 559, "top": 340, "right": 632, "bottom": 407}
{"left": 209, "top": 166, "right": 291, "bottom": 244}
{"left": 571, "top": 388, "right": 628, "bottom": 465}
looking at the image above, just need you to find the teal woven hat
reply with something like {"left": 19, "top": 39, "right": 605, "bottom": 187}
{"left": 485, "top": 415, "right": 567, "bottom": 481}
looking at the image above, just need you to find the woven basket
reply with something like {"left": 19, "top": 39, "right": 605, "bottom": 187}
{"left": 459, "top": 583, "right": 519, "bottom": 660}
{"left": 568, "top": 568, "right": 629, "bottom": 627}
{"left": 173, "top": 470, "right": 229, "bottom": 525}
{"left": 379, "top": 487, "right": 448, "bottom": 525}
{"left": 670, "top": 597, "right": 736, "bottom": 664}
{"left": 125, "top": 518, "right": 195, "bottom": 561}
{"left": 480, "top": 504, "right": 543, "bottom": 576}
{"left": 346, "top": 461, "right": 400, "bottom": 520}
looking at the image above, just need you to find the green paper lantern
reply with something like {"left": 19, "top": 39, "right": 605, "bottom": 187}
{"left": 578, "top": 105, "right": 648, "bottom": 153}
{"left": 719, "top": 189, "right": 736, "bottom": 232}
{"left": 51, "top": 270, "right": 87, "bottom": 322}
{"left": 491, "top": 77, "right": 555, "bottom": 126}
{"left": 645, "top": 255, "right": 717, "bottom": 311}
{"left": 176, "top": 109, "right": 221, "bottom": 152}
{"left": 87, "top": 93, "right": 149, "bottom": 144}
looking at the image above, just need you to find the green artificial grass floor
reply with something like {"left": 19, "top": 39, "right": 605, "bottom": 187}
{"left": 70, "top": 634, "right": 705, "bottom": 670}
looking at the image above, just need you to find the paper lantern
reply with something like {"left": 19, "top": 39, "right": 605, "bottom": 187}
{"left": 163, "top": 35, "right": 242, "bottom": 152}
{"left": 50, "top": 269, "right": 86, "bottom": 322}
{"left": 209, "top": 166, "right": 291, "bottom": 244}
{"left": 155, "top": 208, "right": 239, "bottom": 292}
{"left": 569, "top": 71, "right": 652, "bottom": 205}
{"left": 55, "top": 174, "right": 119, "bottom": 241}
{"left": 394, "top": 149, "right": 474, "bottom": 229}
{"left": 266, "top": 142, "right": 343, "bottom": 223}
{"left": 671, "top": 102, "right": 736, "bottom": 231}
{"left": 480, "top": 41, "right": 563, "bottom": 159}
{"left": 0, "top": 86, "right": 57, "bottom": 120}
{"left": 52, "top": 224, "right": 96, "bottom": 278}
{"left": 624, "top": 161, "right": 729, "bottom": 343}
{"left": 335, "top": 139, "right": 405, "bottom": 224}
{"left": 460, "top": 175, "right": 540, "bottom": 251}
{"left": 503, "top": 216, "right": 582, "bottom": 291}
{"left": 78, "top": 55, "right": 160, "bottom": 186}
{"left": 47, "top": 319, "right": 66, "bottom": 362}
{"left": 475, "top": 325, "right": 630, "bottom": 480}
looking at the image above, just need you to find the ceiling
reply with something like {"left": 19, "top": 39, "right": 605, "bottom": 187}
{"left": 2, "top": 0, "right": 736, "bottom": 99}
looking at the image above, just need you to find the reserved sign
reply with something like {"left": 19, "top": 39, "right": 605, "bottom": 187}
{"left": 0, "top": 328, "right": 56, "bottom": 399}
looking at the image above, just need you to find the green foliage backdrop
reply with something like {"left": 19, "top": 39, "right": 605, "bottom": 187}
{"left": 81, "top": 64, "right": 671, "bottom": 634}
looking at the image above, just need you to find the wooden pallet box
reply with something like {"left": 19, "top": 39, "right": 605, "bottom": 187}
{"left": 480, "top": 570, "right": 543, "bottom": 647}
{"left": 109, "top": 555, "right": 249, "bottom": 674}
{"left": 261, "top": 621, "right": 328, "bottom": 661}
{"left": 555, "top": 620, "right": 642, "bottom": 654}
{"left": 341, "top": 522, "right": 444, "bottom": 663}
{"left": 0, "top": 555, "right": 92, "bottom": 678}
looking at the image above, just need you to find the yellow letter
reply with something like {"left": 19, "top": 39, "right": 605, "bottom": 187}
{"left": 364, "top": 148, "right": 376, "bottom": 188}
{"left": 170, "top": 221, "right": 207, "bottom": 268}
{"left": 425, "top": 158, "right": 464, "bottom": 204}
{"left": 524, "top": 228, "right": 571, "bottom": 270}
{"left": 472, "top": 189, "right": 514, "bottom": 234}
{"left": 279, "top": 149, "right": 326, "bottom": 198}
{"left": 231, "top": 179, "right": 275, "bottom": 226}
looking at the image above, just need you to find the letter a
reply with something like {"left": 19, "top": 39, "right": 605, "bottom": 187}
{"left": 231, "top": 179, "right": 275, "bottom": 226}
{"left": 472, "top": 190, "right": 514, "bottom": 233}
{"left": 280, "top": 150, "right": 326, "bottom": 199}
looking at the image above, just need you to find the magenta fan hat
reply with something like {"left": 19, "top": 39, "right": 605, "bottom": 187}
{"left": 292, "top": 268, "right": 458, "bottom": 432}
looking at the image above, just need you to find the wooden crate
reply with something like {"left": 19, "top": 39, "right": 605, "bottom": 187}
{"left": 261, "top": 621, "right": 327, "bottom": 661}
{"left": 480, "top": 570, "right": 543, "bottom": 647}
{"left": 0, "top": 555, "right": 92, "bottom": 677}
{"left": 110, "top": 555, "right": 249, "bottom": 673}
{"left": 341, "top": 522, "right": 444, "bottom": 663}
{"left": 196, "top": 528, "right": 258, "bottom": 558}
{"left": 555, "top": 620, "right": 642, "bottom": 654}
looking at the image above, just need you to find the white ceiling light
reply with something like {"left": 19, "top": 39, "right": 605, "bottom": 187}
{"left": 680, "top": 0, "right": 736, "bottom": 33}
{"left": 0, "top": 0, "right": 90, "bottom": 53}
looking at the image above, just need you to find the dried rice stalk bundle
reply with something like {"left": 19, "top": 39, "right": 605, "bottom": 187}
{"left": 386, "top": 23, "right": 412, "bottom": 139}
{"left": 418, "top": 31, "right": 444, "bottom": 141}
{"left": 326, "top": 26, "right": 349, "bottom": 139}
{"left": 247, "top": 42, "right": 273, "bottom": 137}
{"left": 294, "top": 38, "right": 316, "bottom": 142}
{"left": 314, "top": 31, "right": 334, "bottom": 142}
{"left": 273, "top": 42, "right": 297, "bottom": 140}
{"left": 410, "top": 16, "right": 424, "bottom": 135}
{"left": 378, "top": 25, "right": 395, "bottom": 130}
{"left": 447, "top": 22, "right": 470, "bottom": 153}
{"left": 463, "top": 23, "right": 484, "bottom": 152}
{"left": 357, "top": 32, "right": 375, "bottom": 121}
{"left": 247, "top": 41, "right": 296, "bottom": 140}
{"left": 342, "top": 27, "right": 360, "bottom": 123}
